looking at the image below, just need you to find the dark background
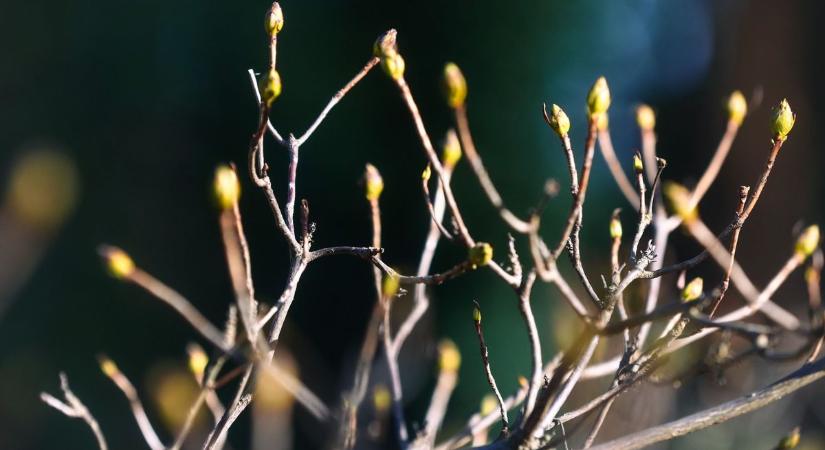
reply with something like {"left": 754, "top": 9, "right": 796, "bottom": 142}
{"left": 1, "top": 0, "right": 824, "bottom": 449}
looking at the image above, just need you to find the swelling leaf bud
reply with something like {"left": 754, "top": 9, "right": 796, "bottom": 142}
{"left": 587, "top": 76, "right": 611, "bottom": 118}
{"left": 186, "top": 344, "right": 209, "bottom": 381}
{"left": 472, "top": 302, "right": 482, "bottom": 323}
{"left": 636, "top": 104, "right": 655, "bottom": 131}
{"left": 265, "top": 2, "right": 284, "bottom": 36}
{"left": 260, "top": 69, "right": 282, "bottom": 108}
{"left": 443, "top": 62, "right": 467, "bottom": 109}
{"left": 102, "top": 246, "right": 135, "bottom": 279}
{"left": 633, "top": 152, "right": 644, "bottom": 174}
{"left": 610, "top": 216, "right": 623, "bottom": 239}
{"left": 438, "top": 339, "right": 461, "bottom": 373}
{"left": 795, "top": 225, "right": 820, "bottom": 259}
{"left": 681, "top": 277, "right": 704, "bottom": 302}
{"left": 777, "top": 427, "right": 801, "bottom": 450}
{"left": 468, "top": 242, "right": 493, "bottom": 268}
{"left": 381, "top": 52, "right": 405, "bottom": 80}
{"left": 98, "top": 356, "right": 118, "bottom": 378}
{"left": 421, "top": 164, "right": 431, "bottom": 182}
{"left": 382, "top": 274, "right": 400, "bottom": 299}
{"left": 664, "top": 181, "right": 698, "bottom": 223}
{"left": 771, "top": 99, "right": 795, "bottom": 140}
{"left": 727, "top": 90, "right": 747, "bottom": 126}
{"left": 442, "top": 129, "right": 462, "bottom": 169}
{"left": 546, "top": 104, "right": 571, "bottom": 137}
{"left": 480, "top": 394, "right": 497, "bottom": 415}
{"left": 364, "top": 163, "right": 384, "bottom": 201}
{"left": 373, "top": 385, "right": 391, "bottom": 413}
{"left": 214, "top": 165, "right": 241, "bottom": 210}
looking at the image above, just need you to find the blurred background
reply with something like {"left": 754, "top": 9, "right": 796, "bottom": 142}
{"left": 2, "top": 0, "right": 824, "bottom": 448}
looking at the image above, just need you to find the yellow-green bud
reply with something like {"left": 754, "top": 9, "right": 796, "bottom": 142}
{"left": 727, "top": 90, "right": 747, "bottom": 126}
{"left": 373, "top": 29, "right": 398, "bottom": 59}
{"left": 633, "top": 153, "right": 644, "bottom": 174}
{"left": 610, "top": 216, "right": 622, "bottom": 240}
{"left": 664, "top": 181, "right": 698, "bottom": 223}
{"left": 587, "top": 76, "right": 611, "bottom": 118}
{"left": 364, "top": 163, "right": 384, "bottom": 201}
{"left": 442, "top": 129, "right": 462, "bottom": 169}
{"left": 443, "top": 62, "right": 467, "bottom": 109}
{"left": 468, "top": 242, "right": 493, "bottom": 268}
{"left": 681, "top": 277, "right": 704, "bottom": 302}
{"left": 373, "top": 385, "right": 391, "bottom": 413}
{"left": 186, "top": 343, "right": 209, "bottom": 380}
{"left": 777, "top": 427, "right": 801, "bottom": 450}
{"left": 265, "top": 2, "right": 284, "bottom": 36}
{"left": 438, "top": 339, "right": 461, "bottom": 373}
{"left": 381, "top": 52, "right": 405, "bottom": 80}
{"left": 260, "top": 69, "right": 282, "bottom": 108}
{"left": 472, "top": 304, "right": 482, "bottom": 323}
{"left": 214, "top": 165, "right": 240, "bottom": 210}
{"left": 795, "top": 225, "right": 820, "bottom": 259}
{"left": 98, "top": 355, "right": 118, "bottom": 378}
{"left": 546, "top": 104, "right": 571, "bottom": 137}
{"left": 771, "top": 98, "right": 795, "bottom": 140}
{"left": 382, "top": 274, "right": 400, "bottom": 299}
{"left": 102, "top": 246, "right": 135, "bottom": 279}
{"left": 517, "top": 375, "right": 528, "bottom": 388}
{"left": 480, "top": 394, "right": 497, "bottom": 415}
{"left": 636, "top": 104, "right": 655, "bottom": 131}
{"left": 421, "top": 164, "right": 431, "bottom": 182}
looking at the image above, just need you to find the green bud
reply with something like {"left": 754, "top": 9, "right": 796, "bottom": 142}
{"left": 771, "top": 98, "right": 795, "bottom": 140}
{"left": 681, "top": 277, "right": 704, "bottom": 302}
{"left": 546, "top": 104, "right": 571, "bottom": 137}
{"left": 260, "top": 68, "right": 282, "bottom": 108}
{"left": 364, "top": 163, "right": 384, "bottom": 201}
{"left": 214, "top": 165, "right": 241, "bottom": 210}
{"left": 381, "top": 52, "right": 405, "bottom": 80}
{"left": 421, "top": 164, "right": 431, "bottom": 182}
{"left": 610, "top": 216, "right": 622, "bottom": 239}
{"left": 382, "top": 274, "right": 400, "bottom": 299}
{"left": 443, "top": 62, "right": 467, "bottom": 109}
{"left": 727, "top": 90, "right": 747, "bottom": 126}
{"left": 438, "top": 339, "right": 461, "bottom": 373}
{"left": 795, "top": 225, "right": 819, "bottom": 259}
{"left": 442, "top": 129, "right": 462, "bottom": 169}
{"left": 777, "top": 427, "right": 800, "bottom": 450}
{"left": 664, "top": 181, "right": 698, "bottom": 223}
{"left": 468, "top": 242, "right": 493, "bottom": 268}
{"left": 633, "top": 153, "right": 644, "bottom": 174}
{"left": 636, "top": 104, "right": 655, "bottom": 131}
{"left": 587, "top": 76, "right": 611, "bottom": 118}
{"left": 472, "top": 304, "right": 482, "bottom": 323}
{"left": 265, "top": 2, "right": 284, "bottom": 36}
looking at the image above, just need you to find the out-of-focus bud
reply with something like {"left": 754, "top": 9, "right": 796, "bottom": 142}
{"left": 98, "top": 355, "right": 118, "bottom": 378}
{"left": 373, "top": 384, "right": 391, "bottom": 414}
{"left": 610, "top": 216, "right": 622, "bottom": 239}
{"left": 438, "top": 339, "right": 461, "bottom": 373}
{"left": 442, "top": 129, "right": 462, "bottom": 169}
{"left": 381, "top": 52, "right": 405, "bottom": 80}
{"left": 795, "top": 225, "right": 820, "bottom": 260}
{"left": 186, "top": 343, "right": 209, "bottom": 381}
{"left": 373, "top": 29, "right": 398, "bottom": 58}
{"left": 472, "top": 303, "right": 482, "bottom": 323}
{"left": 517, "top": 375, "right": 528, "bottom": 389}
{"left": 214, "top": 165, "right": 240, "bottom": 210}
{"left": 364, "top": 163, "right": 384, "bottom": 201}
{"left": 101, "top": 246, "right": 135, "bottom": 279}
{"left": 382, "top": 274, "right": 400, "bottom": 299}
{"left": 681, "top": 277, "right": 704, "bottom": 302}
{"left": 587, "top": 76, "right": 611, "bottom": 118}
{"left": 636, "top": 104, "right": 655, "bottom": 131}
{"left": 6, "top": 149, "right": 78, "bottom": 231}
{"left": 771, "top": 99, "right": 795, "bottom": 140}
{"left": 265, "top": 2, "right": 284, "bottom": 36}
{"left": 633, "top": 153, "right": 644, "bottom": 175}
{"left": 468, "top": 242, "right": 493, "bottom": 268}
{"left": 727, "top": 90, "right": 747, "bottom": 126}
{"left": 776, "top": 427, "right": 801, "bottom": 449}
{"left": 443, "top": 63, "right": 467, "bottom": 109}
{"left": 260, "top": 68, "right": 282, "bottom": 108}
{"left": 480, "top": 394, "right": 497, "bottom": 415}
{"left": 546, "top": 104, "right": 571, "bottom": 137}
{"left": 664, "top": 182, "right": 697, "bottom": 223}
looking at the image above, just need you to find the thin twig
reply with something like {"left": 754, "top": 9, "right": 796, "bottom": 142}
{"left": 41, "top": 373, "right": 108, "bottom": 450}
{"left": 472, "top": 301, "right": 509, "bottom": 434}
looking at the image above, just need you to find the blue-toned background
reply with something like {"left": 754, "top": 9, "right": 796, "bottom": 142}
{"left": 1, "top": 1, "right": 823, "bottom": 448}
